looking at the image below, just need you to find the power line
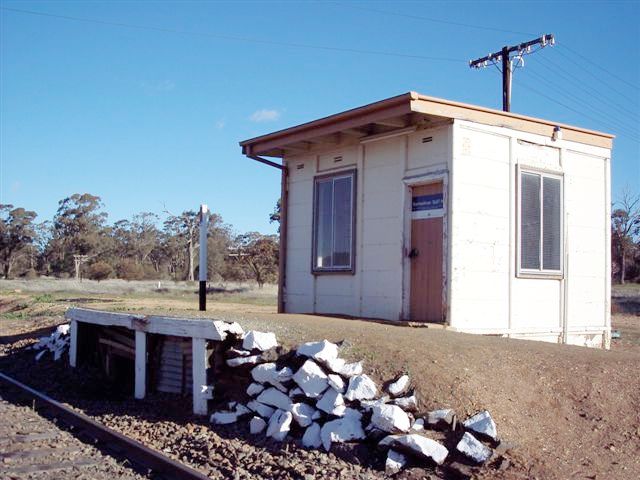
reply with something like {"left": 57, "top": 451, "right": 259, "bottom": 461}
{"left": 329, "top": 2, "right": 536, "bottom": 36}
{"left": 533, "top": 54, "right": 639, "bottom": 121}
{"left": 557, "top": 42, "right": 640, "bottom": 92}
{"left": 0, "top": 6, "right": 464, "bottom": 64}
{"left": 517, "top": 80, "right": 639, "bottom": 143}
{"left": 3, "top": 5, "right": 636, "bottom": 143}
{"left": 524, "top": 69, "right": 640, "bottom": 141}
{"left": 554, "top": 44, "right": 639, "bottom": 104}
{"left": 334, "top": 2, "right": 639, "bottom": 104}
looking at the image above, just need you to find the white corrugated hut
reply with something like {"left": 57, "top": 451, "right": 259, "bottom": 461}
{"left": 240, "top": 92, "right": 613, "bottom": 348}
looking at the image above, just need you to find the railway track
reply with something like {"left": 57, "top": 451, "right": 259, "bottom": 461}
{"left": 0, "top": 372, "right": 211, "bottom": 480}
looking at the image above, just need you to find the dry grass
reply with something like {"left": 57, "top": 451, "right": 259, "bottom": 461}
{"left": 0, "top": 278, "right": 277, "bottom": 307}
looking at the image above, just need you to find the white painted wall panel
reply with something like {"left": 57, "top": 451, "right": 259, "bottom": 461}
{"left": 362, "top": 244, "right": 403, "bottom": 272}
{"left": 286, "top": 293, "right": 314, "bottom": 312}
{"left": 361, "top": 295, "right": 401, "bottom": 320}
{"left": 316, "top": 275, "right": 356, "bottom": 297}
{"left": 563, "top": 150, "right": 607, "bottom": 330}
{"left": 286, "top": 270, "right": 314, "bottom": 295}
{"left": 511, "top": 279, "right": 560, "bottom": 330}
{"left": 318, "top": 146, "right": 357, "bottom": 172}
{"left": 362, "top": 190, "right": 403, "bottom": 219}
{"left": 315, "top": 295, "right": 359, "bottom": 317}
{"left": 407, "top": 127, "right": 449, "bottom": 170}
{"left": 450, "top": 126, "right": 510, "bottom": 331}
{"left": 362, "top": 218, "right": 402, "bottom": 245}
{"left": 286, "top": 225, "right": 311, "bottom": 251}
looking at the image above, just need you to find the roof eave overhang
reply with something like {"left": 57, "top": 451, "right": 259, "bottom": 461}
{"left": 240, "top": 91, "right": 614, "bottom": 157}
{"left": 239, "top": 92, "right": 418, "bottom": 158}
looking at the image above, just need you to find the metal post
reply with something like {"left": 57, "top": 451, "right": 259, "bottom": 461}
{"left": 199, "top": 204, "right": 208, "bottom": 311}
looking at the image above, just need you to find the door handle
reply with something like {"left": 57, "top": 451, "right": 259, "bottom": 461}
{"left": 409, "top": 248, "right": 419, "bottom": 258}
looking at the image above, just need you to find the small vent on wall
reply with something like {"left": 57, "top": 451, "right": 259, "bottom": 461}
{"left": 422, "top": 136, "right": 433, "bottom": 143}
{"left": 296, "top": 164, "right": 304, "bottom": 170}
{"left": 333, "top": 156, "right": 343, "bottom": 163}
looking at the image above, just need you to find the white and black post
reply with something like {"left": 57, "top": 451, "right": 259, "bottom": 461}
{"left": 199, "top": 204, "right": 208, "bottom": 311}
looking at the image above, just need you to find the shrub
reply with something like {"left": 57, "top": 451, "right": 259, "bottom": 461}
{"left": 115, "top": 260, "right": 145, "bottom": 281}
{"left": 22, "top": 268, "right": 38, "bottom": 280}
{"left": 88, "top": 261, "right": 113, "bottom": 281}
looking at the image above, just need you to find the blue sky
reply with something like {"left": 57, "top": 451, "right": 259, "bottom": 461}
{"left": 1, "top": 0, "right": 638, "bottom": 235}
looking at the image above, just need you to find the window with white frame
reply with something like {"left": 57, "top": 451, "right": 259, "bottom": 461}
{"left": 312, "top": 170, "right": 356, "bottom": 273}
{"left": 519, "top": 169, "right": 563, "bottom": 274}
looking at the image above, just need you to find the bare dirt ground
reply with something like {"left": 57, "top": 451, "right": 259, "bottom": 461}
{"left": 1, "top": 280, "right": 639, "bottom": 479}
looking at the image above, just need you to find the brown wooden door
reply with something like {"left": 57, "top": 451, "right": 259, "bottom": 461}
{"left": 410, "top": 183, "right": 444, "bottom": 322}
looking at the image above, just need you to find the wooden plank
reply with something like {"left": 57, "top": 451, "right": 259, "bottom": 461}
{"left": 65, "top": 308, "right": 241, "bottom": 341}
{"left": 69, "top": 320, "right": 77, "bottom": 368}
{"left": 191, "top": 338, "right": 207, "bottom": 415}
{"left": 65, "top": 308, "right": 133, "bottom": 329}
{"left": 135, "top": 330, "right": 146, "bottom": 400}
{"left": 98, "top": 338, "right": 135, "bottom": 356}
{"left": 101, "top": 329, "right": 135, "bottom": 348}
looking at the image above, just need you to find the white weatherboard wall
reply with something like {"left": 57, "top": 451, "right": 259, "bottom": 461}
{"left": 282, "top": 119, "right": 610, "bottom": 348}
{"left": 284, "top": 125, "right": 452, "bottom": 321}
{"left": 449, "top": 120, "right": 610, "bottom": 347}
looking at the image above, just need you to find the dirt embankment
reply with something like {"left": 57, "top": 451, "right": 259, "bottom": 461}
{"left": 1, "top": 291, "right": 639, "bottom": 479}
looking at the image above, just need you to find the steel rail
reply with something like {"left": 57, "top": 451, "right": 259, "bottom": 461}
{"left": 0, "top": 371, "right": 211, "bottom": 480}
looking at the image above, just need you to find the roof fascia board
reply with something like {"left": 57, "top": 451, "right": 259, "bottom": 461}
{"left": 410, "top": 96, "right": 613, "bottom": 149}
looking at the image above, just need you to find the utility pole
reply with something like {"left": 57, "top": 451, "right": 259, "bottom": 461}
{"left": 198, "top": 204, "right": 208, "bottom": 311}
{"left": 470, "top": 34, "right": 554, "bottom": 112}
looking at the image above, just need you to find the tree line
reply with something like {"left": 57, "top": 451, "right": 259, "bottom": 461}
{"left": 0, "top": 193, "right": 279, "bottom": 286}
{"left": 1, "top": 189, "right": 638, "bottom": 285}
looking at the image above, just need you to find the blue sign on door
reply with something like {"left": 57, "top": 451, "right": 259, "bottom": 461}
{"left": 412, "top": 193, "right": 443, "bottom": 212}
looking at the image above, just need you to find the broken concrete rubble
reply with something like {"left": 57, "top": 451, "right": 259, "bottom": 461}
{"left": 327, "top": 373, "right": 345, "bottom": 393}
{"left": 266, "top": 410, "right": 292, "bottom": 441}
{"left": 32, "top": 324, "right": 70, "bottom": 362}
{"left": 387, "top": 374, "right": 410, "bottom": 397}
{"left": 204, "top": 329, "right": 503, "bottom": 475}
{"left": 246, "top": 382, "right": 265, "bottom": 396}
{"left": 297, "top": 340, "right": 339, "bottom": 365}
{"left": 379, "top": 433, "right": 449, "bottom": 465}
{"left": 456, "top": 431, "right": 492, "bottom": 463}
{"left": 426, "top": 408, "right": 457, "bottom": 431}
{"left": 392, "top": 393, "right": 418, "bottom": 412}
{"left": 291, "top": 402, "right": 317, "bottom": 427}
{"left": 463, "top": 410, "right": 498, "bottom": 441}
{"left": 226, "top": 355, "right": 260, "bottom": 367}
{"left": 242, "top": 330, "right": 278, "bottom": 352}
{"left": 344, "top": 374, "right": 377, "bottom": 401}
{"left": 302, "top": 422, "right": 322, "bottom": 449}
{"left": 210, "top": 410, "right": 239, "bottom": 425}
{"left": 249, "top": 416, "right": 267, "bottom": 434}
{"left": 320, "top": 408, "right": 365, "bottom": 451}
{"left": 246, "top": 400, "right": 275, "bottom": 419}
{"left": 250, "top": 363, "right": 292, "bottom": 392}
{"left": 386, "top": 449, "right": 408, "bottom": 475}
{"left": 316, "top": 388, "right": 346, "bottom": 416}
{"left": 292, "top": 359, "right": 329, "bottom": 398}
{"left": 411, "top": 418, "right": 425, "bottom": 432}
{"left": 371, "top": 404, "right": 411, "bottom": 433}
{"left": 256, "top": 388, "right": 293, "bottom": 412}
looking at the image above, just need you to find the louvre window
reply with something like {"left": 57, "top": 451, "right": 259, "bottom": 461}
{"left": 313, "top": 171, "right": 355, "bottom": 272}
{"left": 519, "top": 170, "right": 562, "bottom": 274}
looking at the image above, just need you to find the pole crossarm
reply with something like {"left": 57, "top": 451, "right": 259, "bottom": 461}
{"left": 469, "top": 34, "right": 554, "bottom": 68}
{"left": 469, "top": 34, "right": 554, "bottom": 112}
